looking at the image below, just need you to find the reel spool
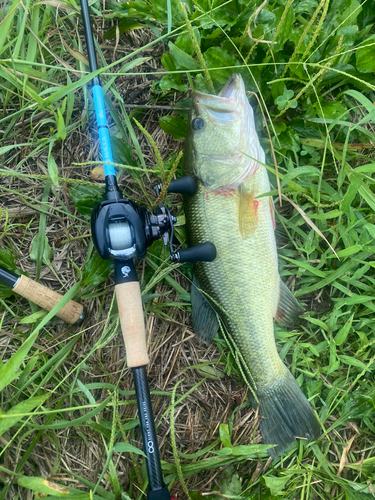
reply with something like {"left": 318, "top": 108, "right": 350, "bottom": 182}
{"left": 91, "top": 176, "right": 217, "bottom": 264}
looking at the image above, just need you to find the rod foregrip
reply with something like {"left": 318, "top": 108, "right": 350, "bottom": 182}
{"left": 115, "top": 281, "right": 149, "bottom": 367}
{"left": 13, "top": 275, "right": 84, "bottom": 325}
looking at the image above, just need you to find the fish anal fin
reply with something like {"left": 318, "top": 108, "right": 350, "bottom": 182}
{"left": 191, "top": 276, "right": 219, "bottom": 344}
{"left": 274, "top": 280, "right": 304, "bottom": 328}
{"left": 239, "top": 185, "right": 259, "bottom": 237}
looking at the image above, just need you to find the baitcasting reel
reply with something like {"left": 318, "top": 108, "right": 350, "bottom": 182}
{"left": 91, "top": 175, "right": 217, "bottom": 264}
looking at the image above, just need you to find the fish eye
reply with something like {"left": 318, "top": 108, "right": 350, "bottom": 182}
{"left": 192, "top": 117, "right": 204, "bottom": 130}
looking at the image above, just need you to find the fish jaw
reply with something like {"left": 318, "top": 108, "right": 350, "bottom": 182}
{"left": 185, "top": 74, "right": 263, "bottom": 191}
{"left": 192, "top": 73, "right": 248, "bottom": 121}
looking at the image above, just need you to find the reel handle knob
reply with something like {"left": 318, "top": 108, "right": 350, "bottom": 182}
{"left": 166, "top": 176, "right": 196, "bottom": 195}
{"left": 172, "top": 242, "right": 216, "bottom": 263}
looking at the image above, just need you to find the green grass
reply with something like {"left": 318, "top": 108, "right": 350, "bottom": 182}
{"left": 1, "top": 0, "right": 375, "bottom": 498}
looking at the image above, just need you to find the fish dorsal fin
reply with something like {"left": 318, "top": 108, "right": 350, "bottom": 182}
{"left": 239, "top": 184, "right": 259, "bottom": 238}
{"left": 274, "top": 280, "right": 304, "bottom": 328}
{"left": 191, "top": 276, "right": 219, "bottom": 344}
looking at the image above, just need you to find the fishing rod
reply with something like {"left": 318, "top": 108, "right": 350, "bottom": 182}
{"left": 79, "top": 0, "right": 216, "bottom": 497}
{"left": 0, "top": 263, "right": 84, "bottom": 325}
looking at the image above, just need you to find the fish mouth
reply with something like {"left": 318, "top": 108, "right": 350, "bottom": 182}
{"left": 218, "top": 73, "right": 243, "bottom": 98}
{"left": 192, "top": 73, "right": 245, "bottom": 121}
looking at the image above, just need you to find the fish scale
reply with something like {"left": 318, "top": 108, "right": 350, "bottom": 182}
{"left": 185, "top": 166, "right": 287, "bottom": 388}
{"left": 183, "top": 73, "right": 321, "bottom": 457}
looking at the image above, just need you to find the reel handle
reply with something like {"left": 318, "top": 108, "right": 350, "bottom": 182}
{"left": 167, "top": 176, "right": 196, "bottom": 195}
{"left": 172, "top": 242, "right": 217, "bottom": 263}
{"left": 155, "top": 176, "right": 197, "bottom": 197}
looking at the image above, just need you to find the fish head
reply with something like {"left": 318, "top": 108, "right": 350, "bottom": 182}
{"left": 185, "top": 73, "right": 264, "bottom": 191}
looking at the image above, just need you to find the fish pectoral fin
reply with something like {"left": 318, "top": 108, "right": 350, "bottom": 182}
{"left": 274, "top": 280, "right": 304, "bottom": 328}
{"left": 191, "top": 276, "right": 219, "bottom": 344}
{"left": 239, "top": 185, "right": 259, "bottom": 237}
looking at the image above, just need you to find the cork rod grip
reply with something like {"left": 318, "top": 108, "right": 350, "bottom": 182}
{"left": 115, "top": 281, "right": 149, "bottom": 367}
{"left": 13, "top": 275, "right": 84, "bottom": 325}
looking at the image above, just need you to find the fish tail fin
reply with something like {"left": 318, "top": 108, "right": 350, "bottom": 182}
{"left": 256, "top": 372, "right": 321, "bottom": 458}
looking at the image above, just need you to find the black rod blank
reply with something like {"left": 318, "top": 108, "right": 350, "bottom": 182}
{"left": 80, "top": 0, "right": 98, "bottom": 73}
{"left": 0, "top": 264, "right": 19, "bottom": 288}
{"left": 132, "top": 366, "right": 164, "bottom": 491}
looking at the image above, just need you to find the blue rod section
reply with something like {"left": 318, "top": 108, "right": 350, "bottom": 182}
{"left": 80, "top": 0, "right": 116, "bottom": 180}
{"left": 92, "top": 84, "right": 115, "bottom": 177}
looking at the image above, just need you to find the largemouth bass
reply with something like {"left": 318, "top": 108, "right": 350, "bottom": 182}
{"left": 183, "top": 73, "right": 320, "bottom": 457}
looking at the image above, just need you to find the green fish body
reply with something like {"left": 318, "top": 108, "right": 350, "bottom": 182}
{"left": 183, "top": 74, "right": 320, "bottom": 457}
